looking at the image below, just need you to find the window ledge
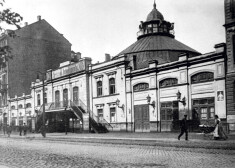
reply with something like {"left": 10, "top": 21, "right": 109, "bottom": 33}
{"left": 93, "top": 93, "right": 120, "bottom": 99}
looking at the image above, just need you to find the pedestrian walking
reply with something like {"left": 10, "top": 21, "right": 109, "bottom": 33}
{"left": 6, "top": 125, "right": 12, "bottom": 137}
{"left": 178, "top": 115, "right": 189, "bottom": 141}
{"left": 40, "top": 125, "right": 46, "bottom": 138}
{"left": 19, "top": 124, "right": 22, "bottom": 136}
{"left": 213, "top": 115, "right": 228, "bottom": 140}
{"left": 23, "top": 123, "right": 27, "bottom": 136}
{"left": 3, "top": 123, "right": 6, "bottom": 135}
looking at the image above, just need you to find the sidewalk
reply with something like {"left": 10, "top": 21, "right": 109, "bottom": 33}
{"left": 1, "top": 131, "right": 235, "bottom": 150}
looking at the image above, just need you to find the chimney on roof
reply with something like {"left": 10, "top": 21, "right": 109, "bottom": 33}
{"left": 24, "top": 22, "right": 28, "bottom": 26}
{"left": 105, "top": 53, "right": 111, "bottom": 62}
{"left": 71, "top": 52, "right": 82, "bottom": 62}
{"left": 76, "top": 52, "right": 81, "bottom": 60}
{"left": 37, "top": 15, "right": 41, "bottom": 21}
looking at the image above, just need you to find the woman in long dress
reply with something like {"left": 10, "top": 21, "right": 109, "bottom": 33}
{"left": 213, "top": 115, "right": 228, "bottom": 140}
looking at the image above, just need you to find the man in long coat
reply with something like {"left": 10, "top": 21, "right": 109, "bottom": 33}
{"left": 178, "top": 115, "right": 189, "bottom": 141}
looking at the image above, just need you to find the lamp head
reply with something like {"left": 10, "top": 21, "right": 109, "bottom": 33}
{"left": 146, "top": 94, "right": 151, "bottom": 104}
{"left": 176, "top": 90, "right": 181, "bottom": 101}
{"left": 116, "top": 98, "right": 120, "bottom": 106}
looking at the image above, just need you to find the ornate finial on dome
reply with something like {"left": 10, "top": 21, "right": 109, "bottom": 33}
{"left": 153, "top": 0, "right": 156, "bottom": 9}
{"left": 146, "top": 0, "right": 164, "bottom": 21}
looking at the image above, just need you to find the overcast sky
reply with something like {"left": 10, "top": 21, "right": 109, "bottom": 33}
{"left": 4, "top": 0, "right": 225, "bottom": 63}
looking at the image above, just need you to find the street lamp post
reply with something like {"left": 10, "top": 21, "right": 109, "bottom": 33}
{"left": 36, "top": 73, "right": 46, "bottom": 138}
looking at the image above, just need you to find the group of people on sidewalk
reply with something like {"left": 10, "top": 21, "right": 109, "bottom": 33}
{"left": 178, "top": 114, "right": 228, "bottom": 141}
{"left": 2, "top": 123, "right": 28, "bottom": 137}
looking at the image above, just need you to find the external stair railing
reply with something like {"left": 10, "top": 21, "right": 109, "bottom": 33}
{"left": 88, "top": 108, "right": 113, "bottom": 131}
{"left": 70, "top": 100, "right": 84, "bottom": 121}
{"left": 73, "top": 99, "right": 113, "bottom": 131}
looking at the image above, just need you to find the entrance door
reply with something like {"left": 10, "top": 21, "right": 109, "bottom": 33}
{"left": 160, "top": 101, "right": 178, "bottom": 132}
{"left": 134, "top": 104, "right": 150, "bottom": 132}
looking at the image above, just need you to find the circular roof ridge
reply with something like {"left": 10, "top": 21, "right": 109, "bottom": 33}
{"left": 117, "top": 35, "right": 200, "bottom": 56}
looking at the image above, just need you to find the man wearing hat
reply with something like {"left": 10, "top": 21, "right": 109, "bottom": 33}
{"left": 178, "top": 114, "right": 189, "bottom": 140}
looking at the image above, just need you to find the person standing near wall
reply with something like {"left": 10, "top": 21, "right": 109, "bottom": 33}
{"left": 19, "top": 124, "right": 22, "bottom": 136}
{"left": 23, "top": 123, "right": 27, "bottom": 136}
{"left": 6, "top": 125, "right": 12, "bottom": 137}
{"left": 3, "top": 123, "right": 6, "bottom": 135}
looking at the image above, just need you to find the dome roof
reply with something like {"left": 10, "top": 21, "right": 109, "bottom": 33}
{"left": 117, "top": 35, "right": 200, "bottom": 56}
{"left": 146, "top": 3, "right": 164, "bottom": 21}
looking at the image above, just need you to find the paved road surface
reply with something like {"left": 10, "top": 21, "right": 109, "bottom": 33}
{"left": 0, "top": 137, "right": 234, "bottom": 168}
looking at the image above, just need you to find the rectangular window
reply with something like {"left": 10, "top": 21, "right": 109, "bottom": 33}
{"left": 160, "top": 101, "right": 177, "bottom": 121}
{"left": 98, "top": 109, "right": 103, "bottom": 122}
{"left": 200, "top": 107, "right": 208, "bottom": 120}
{"left": 44, "top": 93, "right": 47, "bottom": 104}
{"left": 110, "top": 107, "right": 116, "bottom": 122}
{"left": 160, "top": 110, "right": 166, "bottom": 120}
{"left": 109, "top": 78, "right": 115, "bottom": 95}
{"left": 133, "top": 55, "right": 137, "bottom": 70}
{"left": 209, "top": 107, "right": 215, "bottom": 119}
{"left": 167, "top": 109, "right": 172, "bottom": 120}
{"left": 192, "top": 97, "right": 215, "bottom": 120}
{"left": 37, "top": 94, "right": 41, "bottom": 106}
{"left": 97, "top": 81, "right": 102, "bottom": 96}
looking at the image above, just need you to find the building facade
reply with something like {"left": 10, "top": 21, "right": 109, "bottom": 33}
{"left": 225, "top": 0, "right": 235, "bottom": 131}
{"left": 6, "top": 1, "right": 234, "bottom": 133}
{"left": 31, "top": 56, "right": 91, "bottom": 132}
{"left": 8, "top": 94, "right": 33, "bottom": 131}
{"left": 0, "top": 16, "right": 72, "bottom": 126}
{"left": 88, "top": 2, "right": 227, "bottom": 132}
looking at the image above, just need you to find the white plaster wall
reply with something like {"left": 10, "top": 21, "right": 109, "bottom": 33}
{"left": 189, "top": 60, "right": 226, "bottom": 119}
{"left": 131, "top": 73, "right": 157, "bottom": 122}
{"left": 91, "top": 63, "right": 126, "bottom": 126}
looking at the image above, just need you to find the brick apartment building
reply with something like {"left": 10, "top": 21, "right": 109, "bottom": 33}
{"left": 225, "top": 0, "right": 235, "bottom": 130}
{"left": 0, "top": 16, "right": 71, "bottom": 125}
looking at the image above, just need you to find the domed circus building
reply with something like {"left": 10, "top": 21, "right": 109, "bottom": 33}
{"left": 17, "top": 1, "right": 231, "bottom": 134}
{"left": 90, "top": 2, "right": 227, "bottom": 132}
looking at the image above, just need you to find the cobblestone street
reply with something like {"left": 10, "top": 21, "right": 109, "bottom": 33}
{"left": 0, "top": 137, "right": 235, "bottom": 168}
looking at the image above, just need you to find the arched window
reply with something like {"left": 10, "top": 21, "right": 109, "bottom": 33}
{"left": 159, "top": 78, "right": 178, "bottom": 88}
{"left": 191, "top": 72, "right": 214, "bottom": 84}
{"left": 26, "top": 103, "right": 31, "bottom": 108}
{"left": 37, "top": 94, "right": 41, "bottom": 106}
{"left": 18, "top": 104, "right": 23, "bottom": 109}
{"left": 55, "top": 90, "right": 60, "bottom": 108}
{"left": 73, "top": 87, "right": 79, "bottom": 105}
{"left": 133, "top": 83, "right": 149, "bottom": 92}
{"left": 97, "top": 81, "right": 102, "bottom": 96}
{"left": 109, "top": 78, "right": 115, "bottom": 95}
{"left": 63, "top": 89, "right": 68, "bottom": 107}
{"left": 11, "top": 105, "right": 15, "bottom": 110}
